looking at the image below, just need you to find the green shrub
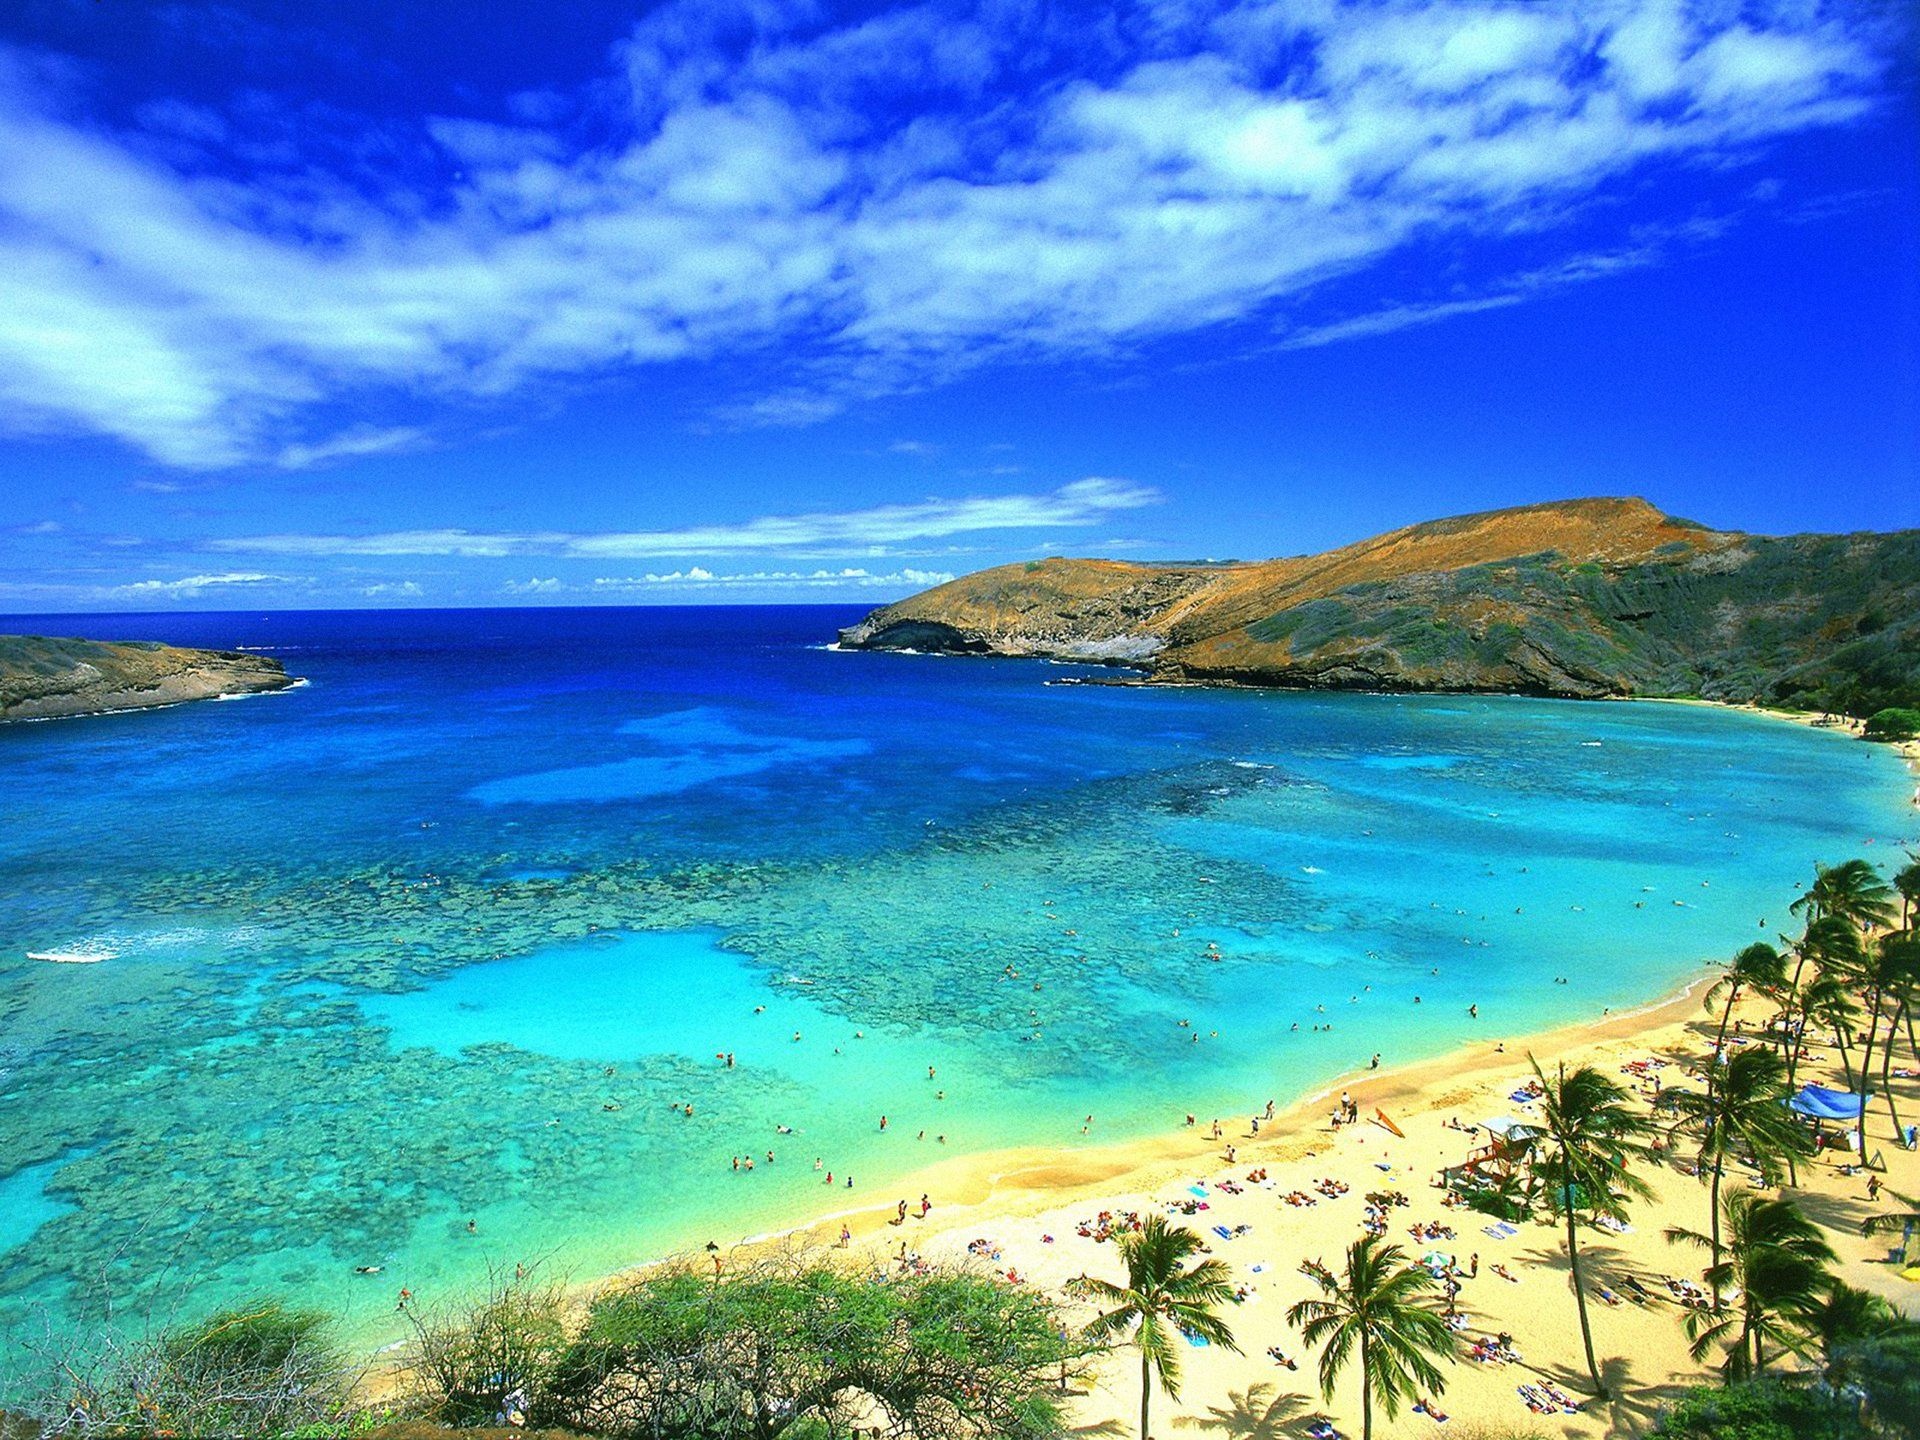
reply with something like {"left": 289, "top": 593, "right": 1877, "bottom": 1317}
{"left": 7, "top": 1299, "right": 363, "bottom": 1438}
{"left": 1864, "top": 708, "right": 1920, "bottom": 742}
{"left": 1832, "top": 1327, "right": 1920, "bottom": 1437}
{"left": 1650, "top": 1379, "right": 1862, "bottom": 1439}
{"left": 399, "top": 1266, "right": 572, "bottom": 1428}
{"left": 537, "top": 1255, "right": 1088, "bottom": 1439}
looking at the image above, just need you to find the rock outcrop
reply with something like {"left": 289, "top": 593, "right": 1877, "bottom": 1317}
{"left": 840, "top": 497, "right": 1920, "bottom": 712}
{"left": 0, "top": 635, "right": 297, "bottom": 722}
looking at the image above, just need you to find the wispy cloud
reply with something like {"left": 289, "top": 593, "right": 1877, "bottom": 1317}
{"left": 211, "top": 477, "right": 1156, "bottom": 557}
{"left": 590, "top": 566, "right": 955, "bottom": 589}
{"left": 0, "top": 569, "right": 295, "bottom": 605}
{"left": 275, "top": 425, "right": 430, "bottom": 470}
{"left": 0, "top": 1, "right": 1895, "bottom": 467}
{"left": 122, "top": 571, "right": 289, "bottom": 595}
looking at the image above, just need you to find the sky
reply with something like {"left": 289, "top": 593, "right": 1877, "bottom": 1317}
{"left": 0, "top": 0, "right": 1914, "bottom": 612}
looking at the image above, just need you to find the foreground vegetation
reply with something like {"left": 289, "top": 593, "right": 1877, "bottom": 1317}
{"left": 5, "top": 852, "right": 1919, "bottom": 1439}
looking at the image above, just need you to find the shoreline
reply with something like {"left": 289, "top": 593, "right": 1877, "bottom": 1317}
{"left": 691, "top": 977, "right": 1718, "bottom": 1265}
{"left": 330, "top": 690, "right": 1920, "bottom": 1414}
{"left": 360, "top": 975, "right": 1724, "bottom": 1400}
{"left": 577, "top": 696, "right": 1916, "bottom": 1283}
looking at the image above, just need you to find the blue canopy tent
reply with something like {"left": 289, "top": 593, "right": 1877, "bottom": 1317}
{"left": 1788, "top": 1084, "right": 1866, "bottom": 1120}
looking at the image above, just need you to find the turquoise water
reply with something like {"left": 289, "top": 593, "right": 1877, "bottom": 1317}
{"left": 0, "top": 606, "right": 1912, "bottom": 1365}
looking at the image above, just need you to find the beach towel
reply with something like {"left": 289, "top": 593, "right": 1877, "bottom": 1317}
{"left": 1212, "top": 1225, "right": 1233, "bottom": 1240}
{"left": 1189, "top": 1185, "right": 1210, "bottom": 1197}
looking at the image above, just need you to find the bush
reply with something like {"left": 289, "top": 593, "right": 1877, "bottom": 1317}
{"left": 1833, "top": 1328, "right": 1920, "bottom": 1437}
{"left": 1864, "top": 708, "right": 1920, "bottom": 742}
{"left": 1650, "top": 1379, "right": 1863, "bottom": 1440}
{"left": 535, "top": 1253, "right": 1089, "bottom": 1439}
{"left": 399, "top": 1265, "right": 572, "bottom": 1428}
{"left": 7, "top": 1299, "right": 363, "bottom": 1438}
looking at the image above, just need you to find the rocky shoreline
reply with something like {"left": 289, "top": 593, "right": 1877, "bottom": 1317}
{"left": 0, "top": 634, "right": 298, "bottom": 723}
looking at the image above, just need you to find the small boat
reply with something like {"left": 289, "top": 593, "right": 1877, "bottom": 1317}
{"left": 27, "top": 950, "right": 111, "bottom": 964}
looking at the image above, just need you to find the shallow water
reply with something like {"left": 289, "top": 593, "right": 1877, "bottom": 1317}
{"left": 0, "top": 605, "right": 1912, "bottom": 1361}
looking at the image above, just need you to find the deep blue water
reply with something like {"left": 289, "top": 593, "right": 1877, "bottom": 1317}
{"left": 1, "top": 605, "right": 1913, "bottom": 1357}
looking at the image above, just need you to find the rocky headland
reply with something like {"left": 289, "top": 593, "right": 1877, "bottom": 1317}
{"left": 839, "top": 497, "right": 1920, "bottom": 712}
{"left": 0, "top": 634, "right": 297, "bottom": 723}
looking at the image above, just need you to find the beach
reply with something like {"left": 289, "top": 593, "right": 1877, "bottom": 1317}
{"left": 622, "top": 722, "right": 1920, "bottom": 1437}
{"left": 752, "top": 981, "right": 1918, "bottom": 1436}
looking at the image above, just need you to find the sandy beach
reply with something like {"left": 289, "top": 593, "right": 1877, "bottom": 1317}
{"left": 776, "top": 981, "right": 1917, "bottom": 1437}
{"left": 698, "top": 721, "right": 1920, "bottom": 1437}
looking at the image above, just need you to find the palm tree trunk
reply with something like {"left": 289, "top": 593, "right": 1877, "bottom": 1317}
{"left": 1566, "top": 1201, "right": 1605, "bottom": 1397}
{"left": 1707, "top": 1159, "right": 1725, "bottom": 1302}
{"left": 1881, "top": 1002, "right": 1905, "bottom": 1141}
{"left": 1857, "top": 985, "right": 1884, "bottom": 1159}
{"left": 1139, "top": 1348, "right": 1150, "bottom": 1440}
{"left": 1360, "top": 1333, "right": 1372, "bottom": 1440}
{"left": 1783, "top": 972, "right": 1810, "bottom": 1187}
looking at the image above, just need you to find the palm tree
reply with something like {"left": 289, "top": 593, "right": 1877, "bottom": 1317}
{"left": 1860, "top": 1185, "right": 1920, "bottom": 1265}
{"left": 1777, "top": 920, "right": 1861, "bottom": 1185}
{"left": 1527, "top": 1056, "right": 1651, "bottom": 1399}
{"left": 1809, "top": 1282, "right": 1906, "bottom": 1373}
{"left": 1072, "top": 1215, "right": 1239, "bottom": 1440}
{"left": 1790, "top": 858, "right": 1897, "bottom": 934}
{"left": 1704, "top": 943, "right": 1786, "bottom": 1070}
{"left": 1661, "top": 1046, "right": 1811, "bottom": 1283}
{"left": 1695, "top": 941, "right": 1786, "bottom": 1184}
{"left": 1287, "top": 1234, "right": 1455, "bottom": 1440}
{"left": 1856, "top": 933, "right": 1920, "bottom": 1152}
{"left": 1807, "top": 971, "right": 1864, "bottom": 1088}
{"left": 1668, "top": 1191, "right": 1836, "bottom": 1380}
{"left": 1895, "top": 853, "right": 1920, "bottom": 931}
{"left": 1781, "top": 919, "right": 1862, "bottom": 1088}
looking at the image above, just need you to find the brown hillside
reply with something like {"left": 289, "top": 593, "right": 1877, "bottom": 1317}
{"left": 839, "top": 497, "right": 1920, "bottom": 711}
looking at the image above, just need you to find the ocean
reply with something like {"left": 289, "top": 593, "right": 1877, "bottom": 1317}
{"left": 0, "top": 604, "right": 1912, "bottom": 1358}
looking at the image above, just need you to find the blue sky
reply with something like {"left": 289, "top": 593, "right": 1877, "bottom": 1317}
{"left": 0, "top": 0, "right": 1914, "bottom": 612}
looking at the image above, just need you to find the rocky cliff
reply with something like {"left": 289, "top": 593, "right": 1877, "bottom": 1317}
{"left": 0, "top": 635, "right": 297, "bottom": 722}
{"left": 839, "top": 497, "right": 1920, "bottom": 713}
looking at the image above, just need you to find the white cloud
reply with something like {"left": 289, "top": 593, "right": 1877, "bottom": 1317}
{"left": 120, "top": 571, "right": 288, "bottom": 595}
{"left": 0, "top": 0, "right": 1894, "bottom": 467}
{"left": 210, "top": 477, "right": 1157, "bottom": 557}
{"left": 590, "top": 566, "right": 954, "bottom": 588}
{"left": 276, "top": 425, "right": 430, "bottom": 470}
{"left": 502, "top": 576, "right": 564, "bottom": 595}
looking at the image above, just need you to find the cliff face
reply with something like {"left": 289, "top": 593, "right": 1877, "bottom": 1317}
{"left": 839, "top": 498, "right": 1920, "bottom": 713}
{"left": 0, "top": 635, "right": 297, "bottom": 722}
